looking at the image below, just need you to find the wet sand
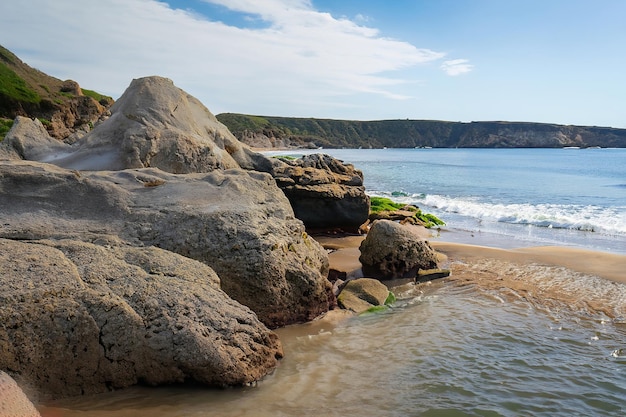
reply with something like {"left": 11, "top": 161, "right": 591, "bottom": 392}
{"left": 314, "top": 233, "right": 626, "bottom": 285}
{"left": 314, "top": 231, "right": 626, "bottom": 318}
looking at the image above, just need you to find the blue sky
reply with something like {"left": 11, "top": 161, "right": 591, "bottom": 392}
{"left": 1, "top": 0, "right": 625, "bottom": 128}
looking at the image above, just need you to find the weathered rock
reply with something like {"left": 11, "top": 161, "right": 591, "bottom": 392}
{"left": 0, "top": 238, "right": 283, "bottom": 400}
{"left": 359, "top": 220, "right": 439, "bottom": 279}
{"left": 337, "top": 278, "right": 390, "bottom": 313}
{"left": 2, "top": 116, "right": 70, "bottom": 161}
{"left": 0, "top": 371, "right": 41, "bottom": 417}
{"left": 34, "top": 76, "right": 272, "bottom": 173}
{"left": 272, "top": 153, "right": 370, "bottom": 231}
{"left": 0, "top": 160, "right": 332, "bottom": 328}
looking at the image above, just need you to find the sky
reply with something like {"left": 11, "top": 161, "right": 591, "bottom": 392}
{"left": 1, "top": 0, "right": 625, "bottom": 128}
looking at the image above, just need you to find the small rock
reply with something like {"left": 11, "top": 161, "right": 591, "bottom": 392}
{"left": 337, "top": 278, "right": 390, "bottom": 313}
{"left": 417, "top": 268, "right": 451, "bottom": 282}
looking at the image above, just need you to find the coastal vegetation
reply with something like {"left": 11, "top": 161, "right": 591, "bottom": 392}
{"left": 0, "top": 117, "right": 12, "bottom": 141}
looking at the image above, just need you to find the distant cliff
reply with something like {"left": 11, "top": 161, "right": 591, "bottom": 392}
{"left": 216, "top": 113, "right": 626, "bottom": 149}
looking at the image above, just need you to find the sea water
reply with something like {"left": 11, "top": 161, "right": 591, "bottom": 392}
{"left": 42, "top": 148, "right": 626, "bottom": 416}
{"left": 313, "top": 148, "right": 626, "bottom": 254}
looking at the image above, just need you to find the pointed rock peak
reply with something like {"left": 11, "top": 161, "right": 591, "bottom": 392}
{"left": 32, "top": 76, "right": 270, "bottom": 173}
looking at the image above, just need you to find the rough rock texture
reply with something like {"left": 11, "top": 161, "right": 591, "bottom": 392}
{"left": 32, "top": 76, "right": 271, "bottom": 173}
{"left": 3, "top": 116, "right": 71, "bottom": 160}
{"left": 0, "top": 238, "right": 283, "bottom": 400}
{"left": 0, "top": 160, "right": 332, "bottom": 328}
{"left": 0, "top": 77, "right": 367, "bottom": 232}
{"left": 0, "top": 371, "right": 41, "bottom": 417}
{"left": 337, "top": 278, "right": 390, "bottom": 313}
{"left": 359, "top": 220, "right": 439, "bottom": 279}
{"left": 272, "top": 153, "right": 370, "bottom": 231}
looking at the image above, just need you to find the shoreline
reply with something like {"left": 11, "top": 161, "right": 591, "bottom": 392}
{"left": 315, "top": 232, "right": 626, "bottom": 285}
{"left": 314, "top": 230, "right": 626, "bottom": 320}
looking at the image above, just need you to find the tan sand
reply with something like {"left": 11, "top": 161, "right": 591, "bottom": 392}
{"left": 313, "top": 233, "right": 626, "bottom": 318}
{"left": 430, "top": 242, "right": 626, "bottom": 284}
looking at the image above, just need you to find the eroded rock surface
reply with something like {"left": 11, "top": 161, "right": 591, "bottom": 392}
{"left": 0, "top": 160, "right": 332, "bottom": 328}
{"left": 0, "top": 238, "right": 283, "bottom": 400}
{"left": 272, "top": 153, "right": 370, "bottom": 231}
{"left": 359, "top": 220, "right": 439, "bottom": 279}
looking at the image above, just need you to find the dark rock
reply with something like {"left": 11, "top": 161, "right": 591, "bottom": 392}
{"left": 359, "top": 220, "right": 439, "bottom": 279}
{"left": 272, "top": 153, "right": 370, "bottom": 231}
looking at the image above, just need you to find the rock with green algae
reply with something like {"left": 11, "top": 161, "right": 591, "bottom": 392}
{"left": 337, "top": 278, "right": 394, "bottom": 314}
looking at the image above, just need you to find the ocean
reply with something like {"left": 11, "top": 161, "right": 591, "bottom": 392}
{"left": 42, "top": 148, "right": 626, "bottom": 416}
{"left": 315, "top": 148, "right": 626, "bottom": 254}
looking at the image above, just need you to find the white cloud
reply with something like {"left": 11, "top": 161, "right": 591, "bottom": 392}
{"left": 0, "top": 0, "right": 448, "bottom": 117}
{"left": 440, "top": 59, "right": 473, "bottom": 76}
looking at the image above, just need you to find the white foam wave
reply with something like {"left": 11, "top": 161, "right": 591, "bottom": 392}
{"left": 421, "top": 194, "right": 626, "bottom": 235}
{"left": 371, "top": 191, "right": 626, "bottom": 235}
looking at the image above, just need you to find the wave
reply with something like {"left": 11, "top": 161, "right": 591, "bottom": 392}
{"left": 372, "top": 191, "right": 626, "bottom": 236}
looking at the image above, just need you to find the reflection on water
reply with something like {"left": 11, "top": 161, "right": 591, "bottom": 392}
{"left": 42, "top": 265, "right": 626, "bottom": 417}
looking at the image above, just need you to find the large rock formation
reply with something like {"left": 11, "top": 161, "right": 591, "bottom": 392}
{"left": 272, "top": 153, "right": 370, "bottom": 231}
{"left": 2, "top": 77, "right": 369, "bottom": 232}
{"left": 0, "top": 238, "right": 283, "bottom": 400}
{"left": 29, "top": 76, "right": 271, "bottom": 173}
{"left": 359, "top": 220, "right": 439, "bottom": 279}
{"left": 0, "top": 160, "right": 332, "bottom": 328}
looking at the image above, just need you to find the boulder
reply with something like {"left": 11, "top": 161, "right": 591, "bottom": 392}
{"left": 0, "top": 160, "right": 332, "bottom": 328}
{"left": 2, "top": 116, "right": 71, "bottom": 161}
{"left": 28, "top": 76, "right": 272, "bottom": 173}
{"left": 272, "top": 153, "right": 370, "bottom": 231}
{"left": 0, "top": 371, "right": 41, "bottom": 417}
{"left": 359, "top": 220, "right": 439, "bottom": 279}
{"left": 336, "top": 278, "right": 390, "bottom": 313}
{"left": 0, "top": 238, "right": 283, "bottom": 400}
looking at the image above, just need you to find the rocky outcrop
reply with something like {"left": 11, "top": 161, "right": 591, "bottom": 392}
{"left": 0, "top": 238, "right": 283, "bottom": 400}
{"left": 2, "top": 77, "right": 369, "bottom": 232}
{"left": 336, "top": 278, "right": 391, "bottom": 313}
{"left": 0, "top": 160, "right": 332, "bottom": 328}
{"left": 33, "top": 76, "right": 271, "bottom": 173}
{"left": 0, "top": 371, "right": 41, "bottom": 417}
{"left": 272, "top": 153, "right": 370, "bottom": 231}
{"left": 359, "top": 220, "right": 439, "bottom": 279}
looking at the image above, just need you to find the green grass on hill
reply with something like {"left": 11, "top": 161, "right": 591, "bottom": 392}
{"left": 0, "top": 117, "right": 13, "bottom": 141}
{"left": 81, "top": 88, "right": 113, "bottom": 105}
{"left": 0, "top": 63, "right": 40, "bottom": 104}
